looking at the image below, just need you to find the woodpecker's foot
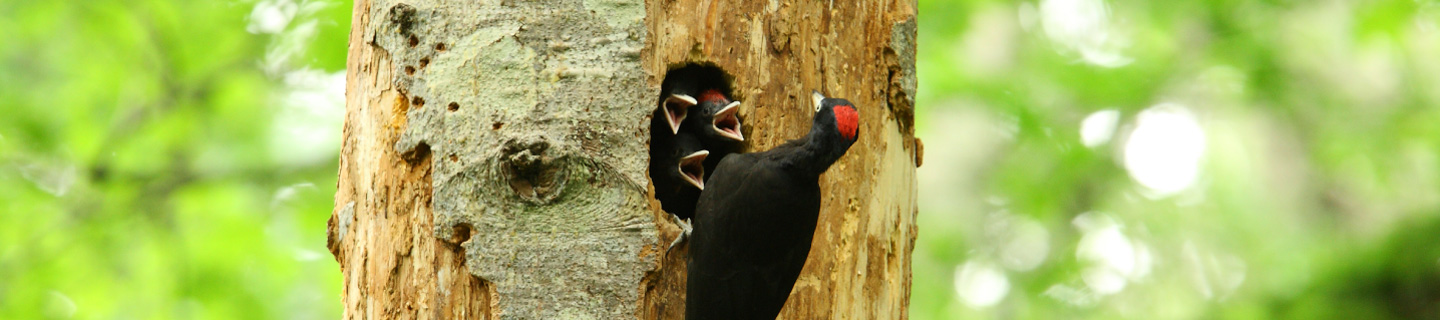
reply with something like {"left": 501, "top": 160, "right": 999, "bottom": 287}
{"left": 666, "top": 214, "right": 694, "bottom": 252}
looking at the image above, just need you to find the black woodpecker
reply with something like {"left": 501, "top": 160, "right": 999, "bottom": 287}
{"left": 686, "top": 91, "right": 860, "bottom": 320}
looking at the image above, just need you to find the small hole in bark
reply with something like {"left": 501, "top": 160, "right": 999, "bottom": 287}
{"left": 493, "top": 122, "right": 504, "bottom": 130}
{"left": 408, "top": 35, "right": 419, "bottom": 47}
{"left": 412, "top": 96, "right": 424, "bottom": 107}
{"left": 435, "top": 43, "right": 446, "bottom": 51}
{"left": 404, "top": 66, "right": 416, "bottom": 75}
{"left": 449, "top": 154, "right": 458, "bottom": 162}
{"left": 419, "top": 57, "right": 430, "bottom": 69}
{"left": 388, "top": 4, "right": 417, "bottom": 34}
{"left": 658, "top": 63, "right": 737, "bottom": 104}
{"left": 451, "top": 223, "right": 473, "bottom": 244}
{"left": 401, "top": 142, "right": 431, "bottom": 164}
{"left": 447, "top": 102, "right": 459, "bottom": 112}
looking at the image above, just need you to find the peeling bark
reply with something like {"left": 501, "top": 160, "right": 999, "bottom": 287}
{"left": 328, "top": 0, "right": 916, "bottom": 318}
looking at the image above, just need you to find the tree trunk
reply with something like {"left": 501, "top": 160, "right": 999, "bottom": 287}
{"left": 327, "top": 0, "right": 917, "bottom": 319}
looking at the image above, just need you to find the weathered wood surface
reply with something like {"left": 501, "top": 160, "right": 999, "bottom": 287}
{"left": 328, "top": 0, "right": 917, "bottom": 318}
{"left": 641, "top": 1, "right": 918, "bottom": 319}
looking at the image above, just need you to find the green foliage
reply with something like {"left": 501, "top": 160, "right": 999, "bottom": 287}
{"left": 0, "top": 0, "right": 350, "bottom": 318}
{"left": 913, "top": 0, "right": 1440, "bottom": 319}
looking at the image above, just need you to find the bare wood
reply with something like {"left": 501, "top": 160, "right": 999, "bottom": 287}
{"left": 329, "top": 0, "right": 917, "bottom": 318}
{"left": 327, "top": 0, "right": 493, "bottom": 318}
{"left": 642, "top": 1, "right": 919, "bottom": 318}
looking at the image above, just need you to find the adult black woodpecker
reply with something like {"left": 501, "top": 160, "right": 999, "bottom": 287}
{"left": 686, "top": 90, "right": 860, "bottom": 319}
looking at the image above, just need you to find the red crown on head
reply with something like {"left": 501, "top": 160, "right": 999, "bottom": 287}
{"left": 699, "top": 90, "right": 729, "bottom": 104}
{"left": 833, "top": 104, "right": 858, "bottom": 140}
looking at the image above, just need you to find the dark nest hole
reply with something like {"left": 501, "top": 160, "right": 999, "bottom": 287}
{"left": 647, "top": 63, "right": 738, "bottom": 217}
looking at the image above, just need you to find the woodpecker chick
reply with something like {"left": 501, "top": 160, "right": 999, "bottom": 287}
{"left": 682, "top": 89, "right": 746, "bottom": 180}
{"left": 649, "top": 132, "right": 709, "bottom": 250}
{"left": 684, "top": 90, "right": 744, "bottom": 143}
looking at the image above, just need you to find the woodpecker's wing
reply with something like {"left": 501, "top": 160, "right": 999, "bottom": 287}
{"left": 687, "top": 149, "right": 822, "bottom": 319}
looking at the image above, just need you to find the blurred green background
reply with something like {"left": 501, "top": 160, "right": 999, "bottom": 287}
{"left": 913, "top": 0, "right": 1440, "bottom": 319}
{"left": 3, "top": 0, "right": 1439, "bottom": 319}
{"left": 1, "top": 0, "right": 350, "bottom": 318}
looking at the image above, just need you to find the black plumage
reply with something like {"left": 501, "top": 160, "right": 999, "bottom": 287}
{"left": 649, "top": 86, "right": 698, "bottom": 189}
{"left": 655, "top": 66, "right": 725, "bottom": 135}
{"left": 685, "top": 92, "right": 861, "bottom": 319}
{"left": 649, "top": 133, "right": 709, "bottom": 220}
{"left": 653, "top": 86, "right": 743, "bottom": 252}
{"left": 681, "top": 90, "right": 745, "bottom": 178}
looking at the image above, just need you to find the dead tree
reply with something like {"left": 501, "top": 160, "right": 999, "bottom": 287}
{"left": 327, "top": 0, "right": 918, "bottom": 318}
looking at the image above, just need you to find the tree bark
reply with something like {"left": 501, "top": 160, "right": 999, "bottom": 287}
{"left": 327, "top": 0, "right": 917, "bottom": 319}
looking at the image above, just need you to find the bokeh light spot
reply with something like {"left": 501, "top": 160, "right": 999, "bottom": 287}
{"left": 1123, "top": 104, "right": 1206, "bottom": 197}
{"left": 1080, "top": 109, "right": 1120, "bottom": 147}
{"left": 954, "top": 260, "right": 1011, "bottom": 308}
{"left": 1037, "top": 0, "right": 1132, "bottom": 67}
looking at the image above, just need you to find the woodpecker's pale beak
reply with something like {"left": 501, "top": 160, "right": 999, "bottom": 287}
{"left": 678, "top": 150, "right": 708, "bottom": 190}
{"left": 664, "top": 94, "right": 697, "bottom": 134}
{"left": 712, "top": 101, "right": 744, "bottom": 142}
{"left": 811, "top": 90, "right": 826, "bottom": 113}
